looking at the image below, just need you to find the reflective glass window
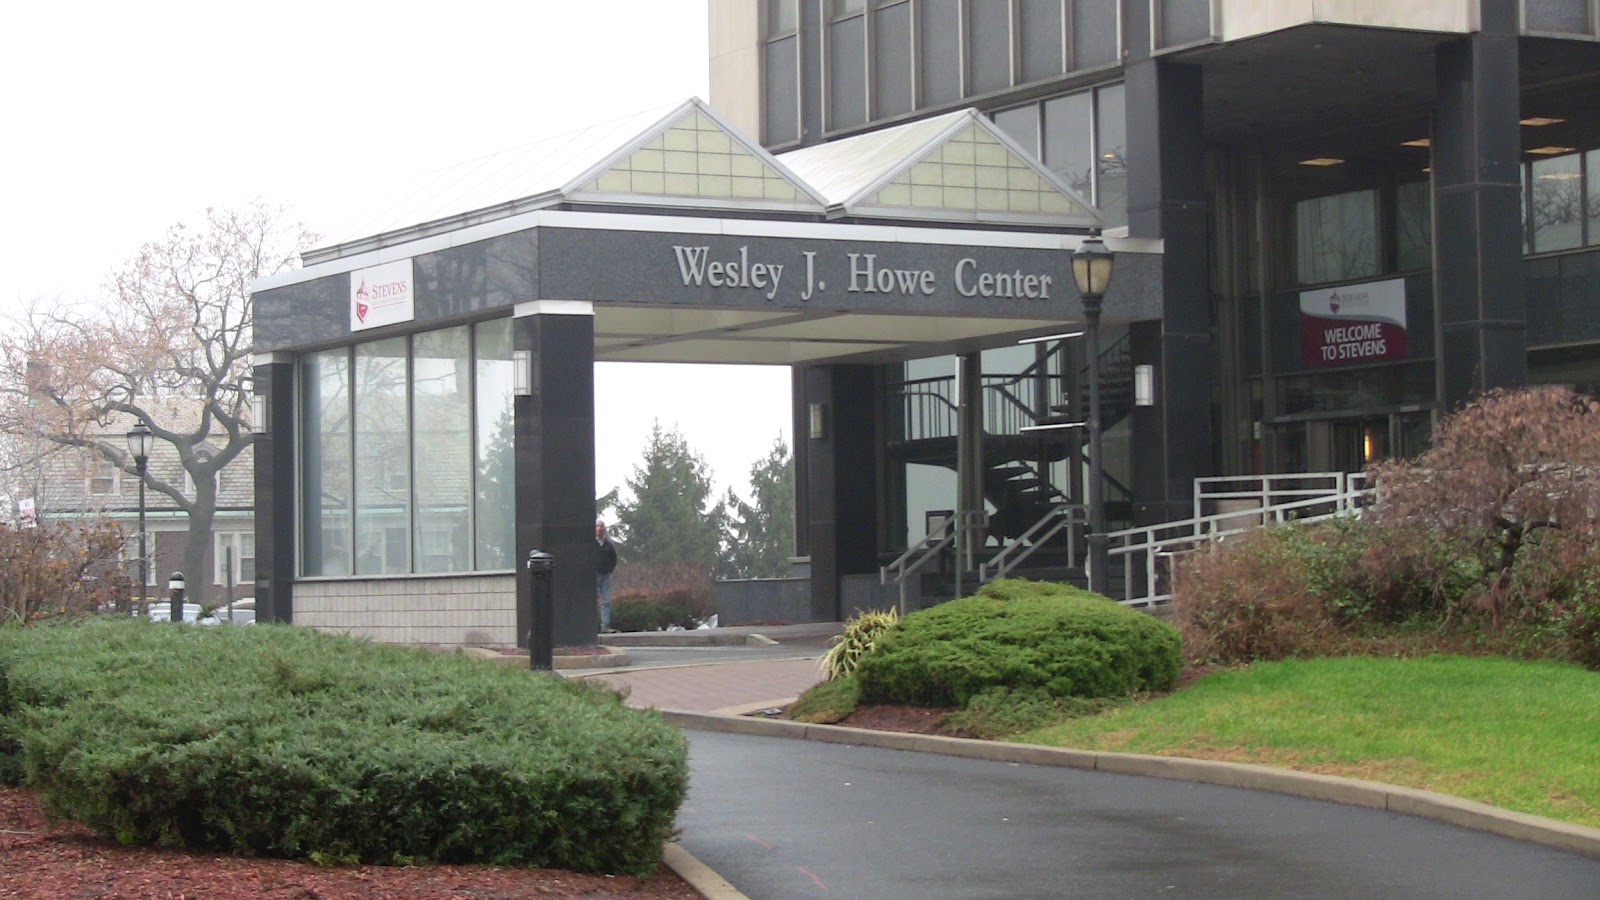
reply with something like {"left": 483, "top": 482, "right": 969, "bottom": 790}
{"left": 1295, "top": 189, "right": 1379, "bottom": 285}
{"left": 1396, "top": 180, "right": 1433, "bottom": 272}
{"left": 1095, "top": 83, "right": 1127, "bottom": 229}
{"left": 301, "top": 349, "right": 351, "bottom": 576}
{"left": 474, "top": 320, "right": 515, "bottom": 570}
{"left": 354, "top": 338, "right": 410, "bottom": 575}
{"left": 1530, "top": 152, "right": 1583, "bottom": 253}
{"left": 412, "top": 327, "right": 471, "bottom": 573}
{"left": 1043, "top": 91, "right": 1094, "bottom": 199}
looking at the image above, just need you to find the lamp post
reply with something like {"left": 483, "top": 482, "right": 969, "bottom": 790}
{"left": 125, "top": 423, "right": 152, "bottom": 613}
{"left": 1072, "top": 232, "right": 1115, "bottom": 594}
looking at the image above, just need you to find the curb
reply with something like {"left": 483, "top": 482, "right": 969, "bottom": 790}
{"left": 659, "top": 709, "right": 1600, "bottom": 862}
{"left": 661, "top": 842, "right": 750, "bottom": 900}
{"left": 458, "top": 646, "right": 635, "bottom": 670}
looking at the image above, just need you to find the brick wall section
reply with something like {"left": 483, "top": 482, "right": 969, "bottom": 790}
{"left": 294, "top": 575, "right": 517, "bottom": 647}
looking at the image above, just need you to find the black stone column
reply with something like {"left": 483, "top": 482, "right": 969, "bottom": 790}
{"left": 802, "top": 364, "right": 879, "bottom": 621}
{"left": 1432, "top": 6, "right": 1527, "bottom": 412}
{"left": 252, "top": 356, "right": 296, "bottom": 624}
{"left": 1125, "top": 44, "right": 1213, "bottom": 522}
{"left": 513, "top": 304, "right": 598, "bottom": 649}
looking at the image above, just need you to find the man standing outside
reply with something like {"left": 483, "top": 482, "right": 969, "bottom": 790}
{"left": 595, "top": 519, "right": 619, "bottom": 632}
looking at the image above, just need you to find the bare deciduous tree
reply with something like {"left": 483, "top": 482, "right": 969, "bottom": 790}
{"left": 0, "top": 201, "right": 315, "bottom": 600}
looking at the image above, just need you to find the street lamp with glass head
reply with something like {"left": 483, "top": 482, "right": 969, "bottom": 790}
{"left": 125, "top": 423, "right": 152, "bottom": 612}
{"left": 1071, "top": 233, "right": 1115, "bottom": 595}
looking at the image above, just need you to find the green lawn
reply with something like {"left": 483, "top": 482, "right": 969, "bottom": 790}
{"left": 1013, "top": 655, "right": 1600, "bottom": 827}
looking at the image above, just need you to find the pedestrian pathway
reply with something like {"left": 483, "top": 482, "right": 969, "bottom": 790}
{"left": 588, "top": 657, "right": 825, "bottom": 713}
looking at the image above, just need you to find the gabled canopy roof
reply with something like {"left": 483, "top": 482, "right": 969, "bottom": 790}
{"left": 309, "top": 100, "right": 1100, "bottom": 264}
{"left": 776, "top": 109, "right": 1101, "bottom": 227}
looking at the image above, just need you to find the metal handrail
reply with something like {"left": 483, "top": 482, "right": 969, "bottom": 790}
{"left": 881, "top": 509, "right": 988, "bottom": 614}
{"left": 979, "top": 503, "right": 1087, "bottom": 582}
{"left": 1106, "top": 473, "right": 1371, "bottom": 609}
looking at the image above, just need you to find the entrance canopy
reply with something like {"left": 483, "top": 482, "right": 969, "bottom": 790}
{"left": 264, "top": 98, "right": 1150, "bottom": 368}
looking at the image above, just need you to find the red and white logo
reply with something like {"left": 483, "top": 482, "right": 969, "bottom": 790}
{"left": 349, "top": 261, "right": 414, "bottom": 332}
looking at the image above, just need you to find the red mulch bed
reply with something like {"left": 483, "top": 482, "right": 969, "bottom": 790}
{"left": 0, "top": 787, "right": 701, "bottom": 899}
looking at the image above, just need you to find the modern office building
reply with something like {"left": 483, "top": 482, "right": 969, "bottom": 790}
{"left": 251, "top": 2, "right": 1600, "bottom": 646}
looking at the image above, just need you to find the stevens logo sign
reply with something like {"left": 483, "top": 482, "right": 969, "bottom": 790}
{"left": 350, "top": 259, "right": 415, "bottom": 332}
{"left": 1299, "top": 278, "right": 1408, "bottom": 369}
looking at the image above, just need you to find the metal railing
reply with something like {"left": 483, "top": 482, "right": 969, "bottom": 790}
{"left": 1106, "top": 472, "right": 1371, "bottom": 609}
{"left": 880, "top": 509, "right": 989, "bottom": 614}
{"left": 979, "top": 503, "right": 1087, "bottom": 582}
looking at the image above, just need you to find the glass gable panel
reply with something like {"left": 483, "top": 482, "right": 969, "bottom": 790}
{"left": 581, "top": 109, "right": 804, "bottom": 203}
{"left": 860, "top": 123, "right": 1095, "bottom": 218}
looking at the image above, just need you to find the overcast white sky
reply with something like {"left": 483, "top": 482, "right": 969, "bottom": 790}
{"left": 0, "top": 1, "right": 791, "bottom": 506}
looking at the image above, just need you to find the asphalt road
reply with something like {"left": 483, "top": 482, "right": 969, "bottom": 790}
{"left": 678, "top": 729, "right": 1600, "bottom": 899}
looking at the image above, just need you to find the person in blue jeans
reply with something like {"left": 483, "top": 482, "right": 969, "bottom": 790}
{"left": 595, "top": 519, "right": 619, "bottom": 632}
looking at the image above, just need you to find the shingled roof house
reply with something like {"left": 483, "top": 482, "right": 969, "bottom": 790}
{"left": 20, "top": 402, "right": 255, "bottom": 608}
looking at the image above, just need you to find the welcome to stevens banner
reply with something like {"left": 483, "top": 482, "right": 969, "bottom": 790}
{"left": 1300, "top": 278, "right": 1408, "bottom": 369}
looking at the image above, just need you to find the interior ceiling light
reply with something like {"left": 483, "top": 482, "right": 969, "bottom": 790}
{"left": 1527, "top": 146, "right": 1577, "bottom": 155}
{"left": 1520, "top": 116, "right": 1566, "bottom": 126}
{"left": 1401, "top": 138, "right": 1430, "bottom": 147}
{"left": 1298, "top": 157, "right": 1345, "bottom": 167}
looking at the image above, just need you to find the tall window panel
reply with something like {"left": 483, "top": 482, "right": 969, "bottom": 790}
{"left": 920, "top": 0, "right": 963, "bottom": 107}
{"left": 763, "top": 0, "right": 801, "bottom": 145}
{"left": 1094, "top": 83, "right": 1127, "bottom": 229}
{"left": 828, "top": 2, "right": 868, "bottom": 131}
{"left": 1295, "top": 189, "right": 1379, "bottom": 285}
{"left": 872, "top": 0, "right": 914, "bottom": 119}
{"left": 474, "top": 319, "right": 515, "bottom": 570}
{"left": 1530, "top": 152, "right": 1583, "bottom": 253}
{"left": 1396, "top": 180, "right": 1433, "bottom": 272}
{"left": 1157, "top": 0, "right": 1212, "bottom": 48}
{"left": 994, "top": 105, "right": 1040, "bottom": 157}
{"left": 967, "top": 2, "right": 1013, "bottom": 95}
{"left": 1018, "top": 0, "right": 1065, "bottom": 83}
{"left": 354, "top": 337, "right": 410, "bottom": 576}
{"left": 1587, "top": 150, "right": 1600, "bottom": 247}
{"left": 412, "top": 327, "right": 472, "bottom": 573}
{"left": 1043, "top": 91, "right": 1094, "bottom": 199}
{"left": 300, "top": 349, "right": 351, "bottom": 576}
{"left": 1073, "top": 0, "right": 1119, "bottom": 69}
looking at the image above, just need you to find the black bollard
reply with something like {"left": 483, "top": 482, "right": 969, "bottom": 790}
{"left": 526, "top": 550, "right": 554, "bottom": 671}
{"left": 168, "top": 572, "right": 186, "bottom": 624}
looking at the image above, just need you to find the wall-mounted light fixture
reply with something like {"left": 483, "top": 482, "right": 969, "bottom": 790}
{"left": 1133, "top": 364, "right": 1155, "bottom": 407}
{"left": 808, "top": 402, "right": 827, "bottom": 440}
{"left": 512, "top": 350, "right": 532, "bottom": 396}
{"left": 250, "top": 393, "right": 268, "bottom": 433}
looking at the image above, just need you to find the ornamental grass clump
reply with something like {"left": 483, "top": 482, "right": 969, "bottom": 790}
{"left": 819, "top": 607, "right": 900, "bottom": 681}
{"left": 0, "top": 618, "right": 687, "bottom": 875}
{"left": 854, "top": 579, "right": 1180, "bottom": 707}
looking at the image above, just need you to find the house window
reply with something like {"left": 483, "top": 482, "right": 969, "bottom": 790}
{"left": 215, "top": 531, "right": 256, "bottom": 586}
{"left": 88, "top": 461, "right": 120, "bottom": 496}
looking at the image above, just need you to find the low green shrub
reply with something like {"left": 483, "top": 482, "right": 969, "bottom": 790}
{"left": 789, "top": 676, "right": 861, "bottom": 724}
{"left": 854, "top": 579, "right": 1181, "bottom": 707}
{"left": 819, "top": 608, "right": 899, "bottom": 681}
{"left": 610, "top": 595, "right": 699, "bottom": 632}
{"left": 0, "top": 619, "right": 687, "bottom": 874}
{"left": 940, "top": 685, "right": 1119, "bottom": 740}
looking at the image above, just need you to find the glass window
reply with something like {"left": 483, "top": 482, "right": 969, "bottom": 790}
{"left": 1396, "top": 180, "right": 1433, "bottom": 272}
{"left": 474, "top": 320, "right": 515, "bottom": 570}
{"left": 1095, "top": 83, "right": 1127, "bottom": 229}
{"left": 301, "top": 349, "right": 351, "bottom": 576}
{"left": 1018, "top": 0, "right": 1064, "bottom": 83}
{"left": 88, "top": 460, "right": 119, "bottom": 495}
{"left": 766, "top": 0, "right": 798, "bottom": 36}
{"left": 827, "top": 13, "right": 867, "bottom": 130}
{"left": 1530, "top": 152, "right": 1583, "bottom": 253}
{"left": 1523, "top": 0, "right": 1592, "bottom": 34}
{"left": 214, "top": 531, "right": 255, "bottom": 586}
{"left": 1158, "top": 0, "right": 1212, "bottom": 48}
{"left": 1295, "top": 189, "right": 1379, "bottom": 285}
{"left": 872, "top": 0, "right": 913, "bottom": 118}
{"left": 354, "top": 337, "right": 409, "bottom": 575}
{"left": 1073, "top": 0, "right": 1119, "bottom": 69}
{"left": 412, "top": 327, "right": 472, "bottom": 573}
{"left": 1043, "top": 91, "right": 1094, "bottom": 199}
{"left": 993, "top": 105, "right": 1039, "bottom": 157}
{"left": 967, "top": 2, "right": 1012, "bottom": 95}
{"left": 1588, "top": 150, "right": 1600, "bottom": 247}
{"left": 763, "top": 36, "right": 800, "bottom": 146}
{"left": 919, "top": 0, "right": 962, "bottom": 107}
